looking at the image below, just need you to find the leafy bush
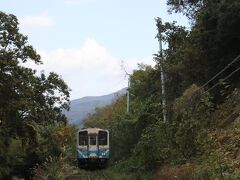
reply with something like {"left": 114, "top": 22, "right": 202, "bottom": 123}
{"left": 32, "top": 156, "right": 73, "bottom": 180}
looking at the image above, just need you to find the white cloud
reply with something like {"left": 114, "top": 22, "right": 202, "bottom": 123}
{"left": 25, "top": 38, "right": 155, "bottom": 99}
{"left": 19, "top": 15, "right": 54, "bottom": 28}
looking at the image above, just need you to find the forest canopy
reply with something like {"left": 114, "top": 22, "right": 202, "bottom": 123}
{"left": 84, "top": 0, "right": 240, "bottom": 179}
{"left": 0, "top": 11, "right": 72, "bottom": 178}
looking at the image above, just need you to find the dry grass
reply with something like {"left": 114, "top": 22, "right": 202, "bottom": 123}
{"left": 154, "top": 164, "right": 199, "bottom": 180}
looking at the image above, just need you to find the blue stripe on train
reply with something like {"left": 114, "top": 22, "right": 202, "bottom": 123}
{"left": 99, "top": 149, "right": 109, "bottom": 158}
{"left": 77, "top": 148, "right": 109, "bottom": 159}
{"left": 77, "top": 149, "right": 88, "bottom": 158}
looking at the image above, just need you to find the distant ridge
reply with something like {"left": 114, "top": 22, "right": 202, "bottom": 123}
{"left": 64, "top": 88, "right": 127, "bottom": 127}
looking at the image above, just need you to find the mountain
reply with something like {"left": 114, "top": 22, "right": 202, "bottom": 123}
{"left": 64, "top": 88, "right": 127, "bottom": 127}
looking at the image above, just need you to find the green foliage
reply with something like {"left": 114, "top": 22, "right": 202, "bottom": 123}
{"left": 196, "top": 128, "right": 240, "bottom": 179}
{"left": 3, "top": 0, "right": 240, "bottom": 178}
{"left": 0, "top": 129, "right": 12, "bottom": 177}
{"left": 155, "top": 164, "right": 197, "bottom": 180}
{"left": 0, "top": 11, "right": 71, "bottom": 178}
{"left": 110, "top": 113, "right": 138, "bottom": 161}
{"left": 84, "top": 95, "right": 139, "bottom": 161}
{"left": 130, "top": 84, "right": 213, "bottom": 169}
{"left": 133, "top": 121, "right": 171, "bottom": 170}
{"left": 0, "top": 12, "right": 41, "bottom": 63}
{"left": 195, "top": 89, "right": 240, "bottom": 179}
{"left": 167, "top": 0, "right": 204, "bottom": 20}
{"left": 129, "top": 64, "right": 160, "bottom": 103}
{"left": 30, "top": 124, "right": 76, "bottom": 179}
{"left": 171, "top": 85, "right": 213, "bottom": 159}
{"left": 73, "top": 0, "right": 240, "bottom": 178}
{"left": 212, "top": 88, "right": 240, "bottom": 128}
{"left": 33, "top": 123, "right": 75, "bottom": 162}
{"left": 84, "top": 95, "right": 126, "bottom": 129}
{"left": 33, "top": 156, "right": 71, "bottom": 180}
{"left": 160, "top": 0, "right": 240, "bottom": 106}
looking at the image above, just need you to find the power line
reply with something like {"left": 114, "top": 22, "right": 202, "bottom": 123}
{"left": 206, "top": 65, "right": 240, "bottom": 92}
{"left": 198, "top": 54, "right": 240, "bottom": 91}
{"left": 219, "top": 107, "right": 240, "bottom": 127}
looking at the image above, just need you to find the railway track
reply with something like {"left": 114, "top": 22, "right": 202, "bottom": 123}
{"left": 65, "top": 175, "right": 89, "bottom": 180}
{"left": 87, "top": 175, "right": 93, "bottom": 180}
{"left": 65, "top": 170, "right": 111, "bottom": 180}
{"left": 95, "top": 170, "right": 111, "bottom": 180}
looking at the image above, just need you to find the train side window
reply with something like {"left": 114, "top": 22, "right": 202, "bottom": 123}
{"left": 79, "top": 131, "right": 88, "bottom": 146}
{"left": 98, "top": 131, "right": 108, "bottom": 145}
{"left": 89, "top": 134, "right": 97, "bottom": 145}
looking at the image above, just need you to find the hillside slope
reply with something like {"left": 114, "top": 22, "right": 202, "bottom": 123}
{"left": 64, "top": 88, "right": 127, "bottom": 126}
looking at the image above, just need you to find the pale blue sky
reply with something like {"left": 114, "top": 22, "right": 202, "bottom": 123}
{"left": 1, "top": 0, "right": 189, "bottom": 99}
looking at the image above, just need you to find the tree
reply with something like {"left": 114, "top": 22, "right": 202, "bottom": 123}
{"left": 0, "top": 11, "right": 70, "bottom": 178}
{"left": 166, "top": 0, "right": 240, "bottom": 94}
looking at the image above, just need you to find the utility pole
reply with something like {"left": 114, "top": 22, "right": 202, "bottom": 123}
{"left": 127, "top": 79, "right": 130, "bottom": 113}
{"left": 121, "top": 61, "right": 131, "bottom": 113}
{"left": 156, "top": 17, "right": 167, "bottom": 123}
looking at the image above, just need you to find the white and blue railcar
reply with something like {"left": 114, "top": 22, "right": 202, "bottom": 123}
{"left": 77, "top": 128, "right": 109, "bottom": 168}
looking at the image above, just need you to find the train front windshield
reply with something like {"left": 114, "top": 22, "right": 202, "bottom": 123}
{"left": 79, "top": 131, "right": 88, "bottom": 146}
{"left": 89, "top": 134, "right": 97, "bottom": 145}
{"left": 98, "top": 131, "right": 108, "bottom": 145}
{"left": 79, "top": 130, "right": 108, "bottom": 146}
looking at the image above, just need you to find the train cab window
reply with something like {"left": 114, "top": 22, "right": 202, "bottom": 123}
{"left": 89, "top": 134, "right": 97, "bottom": 145}
{"left": 98, "top": 131, "right": 108, "bottom": 145}
{"left": 79, "top": 131, "right": 88, "bottom": 146}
